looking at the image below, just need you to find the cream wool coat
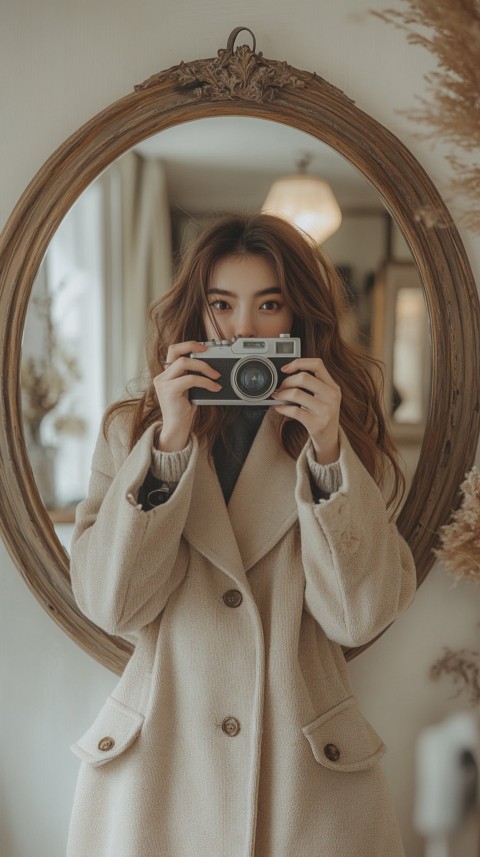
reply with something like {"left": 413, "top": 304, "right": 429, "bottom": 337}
{"left": 67, "top": 408, "right": 416, "bottom": 857}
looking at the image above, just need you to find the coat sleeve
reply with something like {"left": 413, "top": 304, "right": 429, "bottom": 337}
{"left": 70, "top": 411, "right": 198, "bottom": 636}
{"left": 295, "top": 430, "right": 417, "bottom": 648}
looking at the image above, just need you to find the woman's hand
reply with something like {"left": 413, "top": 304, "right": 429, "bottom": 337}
{"left": 271, "top": 358, "right": 341, "bottom": 464}
{"left": 153, "top": 341, "right": 222, "bottom": 451}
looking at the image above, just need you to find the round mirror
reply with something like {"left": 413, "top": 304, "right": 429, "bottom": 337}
{"left": 1, "top": 35, "right": 479, "bottom": 673}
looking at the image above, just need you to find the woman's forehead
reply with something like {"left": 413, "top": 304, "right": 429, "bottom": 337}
{"left": 209, "top": 253, "right": 278, "bottom": 291}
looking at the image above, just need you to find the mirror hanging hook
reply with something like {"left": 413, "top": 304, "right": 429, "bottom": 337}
{"left": 226, "top": 27, "right": 257, "bottom": 54}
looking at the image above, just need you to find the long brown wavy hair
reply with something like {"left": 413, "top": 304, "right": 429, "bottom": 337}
{"left": 109, "top": 213, "right": 405, "bottom": 509}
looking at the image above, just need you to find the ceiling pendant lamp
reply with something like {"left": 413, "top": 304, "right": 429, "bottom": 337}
{"left": 261, "top": 154, "right": 342, "bottom": 244}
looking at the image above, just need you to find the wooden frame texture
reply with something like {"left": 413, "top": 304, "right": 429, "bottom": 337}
{"left": 0, "top": 30, "right": 479, "bottom": 673}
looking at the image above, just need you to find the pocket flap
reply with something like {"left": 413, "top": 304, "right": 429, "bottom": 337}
{"left": 71, "top": 696, "right": 144, "bottom": 767}
{"left": 302, "top": 696, "right": 386, "bottom": 772}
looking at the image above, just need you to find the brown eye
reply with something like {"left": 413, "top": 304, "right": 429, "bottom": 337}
{"left": 210, "top": 300, "right": 230, "bottom": 310}
{"left": 261, "top": 301, "right": 281, "bottom": 310}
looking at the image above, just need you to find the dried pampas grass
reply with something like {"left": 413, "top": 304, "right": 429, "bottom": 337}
{"left": 431, "top": 471, "right": 480, "bottom": 703}
{"left": 435, "top": 467, "right": 480, "bottom": 582}
{"left": 375, "top": 0, "right": 480, "bottom": 232}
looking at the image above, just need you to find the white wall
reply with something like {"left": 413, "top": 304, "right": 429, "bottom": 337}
{"left": 1, "top": 2, "right": 479, "bottom": 856}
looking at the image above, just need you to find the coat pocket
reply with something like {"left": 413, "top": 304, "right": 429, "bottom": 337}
{"left": 71, "top": 696, "right": 145, "bottom": 767}
{"left": 302, "top": 696, "right": 386, "bottom": 773}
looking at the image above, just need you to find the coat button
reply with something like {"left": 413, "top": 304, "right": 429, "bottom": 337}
{"left": 223, "top": 589, "right": 243, "bottom": 608}
{"left": 98, "top": 736, "right": 115, "bottom": 751}
{"left": 222, "top": 717, "right": 241, "bottom": 737}
{"left": 324, "top": 743, "right": 340, "bottom": 762}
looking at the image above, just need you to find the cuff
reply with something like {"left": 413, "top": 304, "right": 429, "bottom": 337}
{"left": 150, "top": 438, "right": 193, "bottom": 482}
{"left": 306, "top": 442, "right": 343, "bottom": 495}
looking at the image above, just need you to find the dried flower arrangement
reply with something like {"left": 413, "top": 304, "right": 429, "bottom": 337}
{"left": 430, "top": 647, "right": 480, "bottom": 706}
{"left": 375, "top": 0, "right": 480, "bottom": 232}
{"left": 21, "top": 289, "right": 86, "bottom": 446}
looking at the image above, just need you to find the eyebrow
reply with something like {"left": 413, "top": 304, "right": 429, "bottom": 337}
{"left": 206, "top": 287, "right": 282, "bottom": 298}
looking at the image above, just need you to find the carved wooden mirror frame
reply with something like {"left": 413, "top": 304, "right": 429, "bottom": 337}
{"left": 1, "top": 29, "right": 479, "bottom": 674}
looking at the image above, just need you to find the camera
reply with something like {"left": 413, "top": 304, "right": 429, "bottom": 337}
{"left": 189, "top": 335, "right": 301, "bottom": 405}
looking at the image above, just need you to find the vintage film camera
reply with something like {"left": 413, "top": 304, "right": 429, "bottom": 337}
{"left": 189, "top": 335, "right": 301, "bottom": 405}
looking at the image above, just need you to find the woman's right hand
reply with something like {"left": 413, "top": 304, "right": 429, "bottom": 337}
{"left": 153, "top": 341, "right": 222, "bottom": 451}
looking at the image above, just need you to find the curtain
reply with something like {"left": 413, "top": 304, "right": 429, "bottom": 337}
{"left": 114, "top": 151, "right": 172, "bottom": 393}
{"left": 120, "top": 152, "right": 172, "bottom": 386}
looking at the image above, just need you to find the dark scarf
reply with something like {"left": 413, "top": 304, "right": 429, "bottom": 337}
{"left": 212, "top": 407, "right": 267, "bottom": 504}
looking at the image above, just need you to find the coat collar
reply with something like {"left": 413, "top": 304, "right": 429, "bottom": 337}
{"left": 183, "top": 409, "right": 298, "bottom": 581}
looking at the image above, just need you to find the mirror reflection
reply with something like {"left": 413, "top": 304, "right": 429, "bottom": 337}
{"left": 21, "top": 117, "right": 430, "bottom": 544}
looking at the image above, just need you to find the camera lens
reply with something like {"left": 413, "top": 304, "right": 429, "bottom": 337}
{"left": 232, "top": 357, "right": 277, "bottom": 400}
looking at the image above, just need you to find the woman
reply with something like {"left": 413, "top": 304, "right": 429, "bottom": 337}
{"left": 67, "top": 214, "right": 416, "bottom": 857}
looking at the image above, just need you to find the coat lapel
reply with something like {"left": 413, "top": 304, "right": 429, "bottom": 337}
{"left": 184, "top": 410, "right": 298, "bottom": 578}
{"left": 183, "top": 444, "right": 248, "bottom": 585}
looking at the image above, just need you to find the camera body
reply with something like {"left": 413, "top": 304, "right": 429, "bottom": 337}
{"left": 189, "top": 335, "right": 301, "bottom": 405}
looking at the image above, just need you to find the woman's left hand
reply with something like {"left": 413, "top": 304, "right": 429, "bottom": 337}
{"left": 271, "top": 358, "right": 341, "bottom": 465}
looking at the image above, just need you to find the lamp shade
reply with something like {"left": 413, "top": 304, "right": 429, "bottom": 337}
{"left": 262, "top": 174, "right": 342, "bottom": 243}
